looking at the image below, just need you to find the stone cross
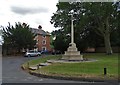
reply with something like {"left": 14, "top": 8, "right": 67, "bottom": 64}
{"left": 71, "top": 14, "right": 74, "bottom": 44}
{"left": 62, "top": 10, "right": 83, "bottom": 61}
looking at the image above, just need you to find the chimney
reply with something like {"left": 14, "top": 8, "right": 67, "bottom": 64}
{"left": 38, "top": 25, "right": 42, "bottom": 29}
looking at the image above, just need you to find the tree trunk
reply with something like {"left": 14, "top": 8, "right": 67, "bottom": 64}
{"left": 104, "top": 33, "right": 113, "bottom": 55}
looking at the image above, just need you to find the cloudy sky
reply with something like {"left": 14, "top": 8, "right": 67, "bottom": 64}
{"left": 0, "top": 0, "right": 59, "bottom": 32}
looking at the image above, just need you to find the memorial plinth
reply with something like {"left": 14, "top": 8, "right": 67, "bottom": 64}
{"left": 62, "top": 43, "right": 83, "bottom": 60}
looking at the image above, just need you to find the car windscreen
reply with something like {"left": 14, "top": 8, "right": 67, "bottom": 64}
{"left": 28, "top": 51, "right": 34, "bottom": 53}
{"left": 28, "top": 51, "right": 39, "bottom": 53}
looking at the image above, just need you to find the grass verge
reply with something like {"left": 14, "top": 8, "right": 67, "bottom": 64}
{"left": 22, "top": 53, "right": 119, "bottom": 80}
{"left": 22, "top": 55, "right": 61, "bottom": 69}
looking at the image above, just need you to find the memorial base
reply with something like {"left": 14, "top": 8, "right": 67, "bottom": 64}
{"left": 62, "top": 43, "right": 83, "bottom": 61}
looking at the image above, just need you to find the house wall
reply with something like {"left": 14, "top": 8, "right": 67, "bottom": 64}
{"left": 36, "top": 34, "right": 52, "bottom": 52}
{"left": 85, "top": 47, "right": 95, "bottom": 53}
{"left": 84, "top": 47, "right": 119, "bottom": 53}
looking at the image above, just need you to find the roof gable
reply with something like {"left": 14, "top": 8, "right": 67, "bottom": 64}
{"left": 30, "top": 28, "right": 50, "bottom": 36}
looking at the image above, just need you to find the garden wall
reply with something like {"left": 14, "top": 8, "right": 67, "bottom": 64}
{"left": 95, "top": 46, "right": 119, "bottom": 53}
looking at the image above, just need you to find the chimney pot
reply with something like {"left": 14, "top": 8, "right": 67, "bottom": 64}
{"left": 38, "top": 25, "right": 42, "bottom": 29}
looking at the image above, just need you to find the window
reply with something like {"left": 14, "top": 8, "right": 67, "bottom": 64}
{"left": 42, "top": 47, "right": 46, "bottom": 51}
{"left": 36, "top": 39, "right": 39, "bottom": 44}
{"left": 42, "top": 40, "right": 46, "bottom": 45}
{"left": 42, "top": 35, "right": 46, "bottom": 38}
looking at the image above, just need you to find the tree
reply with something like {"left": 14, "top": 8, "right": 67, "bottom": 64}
{"left": 51, "top": 2, "right": 119, "bottom": 54}
{"left": 51, "top": 29, "right": 70, "bottom": 53}
{"left": 82, "top": 2, "right": 119, "bottom": 54}
{"left": 2, "top": 22, "right": 36, "bottom": 54}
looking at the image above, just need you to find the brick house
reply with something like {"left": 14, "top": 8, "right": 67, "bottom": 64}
{"left": 31, "top": 25, "right": 52, "bottom": 52}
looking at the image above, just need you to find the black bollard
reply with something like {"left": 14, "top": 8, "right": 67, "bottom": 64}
{"left": 104, "top": 68, "right": 107, "bottom": 75}
{"left": 37, "top": 65, "right": 39, "bottom": 70}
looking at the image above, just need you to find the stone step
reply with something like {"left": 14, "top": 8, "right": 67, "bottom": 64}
{"left": 47, "top": 60, "right": 54, "bottom": 63}
{"left": 65, "top": 51, "right": 80, "bottom": 55}
{"left": 39, "top": 63, "right": 51, "bottom": 66}
{"left": 67, "top": 47, "right": 78, "bottom": 51}
{"left": 29, "top": 66, "right": 41, "bottom": 70}
{"left": 62, "top": 55, "right": 83, "bottom": 60}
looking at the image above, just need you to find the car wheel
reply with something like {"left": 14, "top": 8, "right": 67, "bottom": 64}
{"left": 37, "top": 54, "right": 41, "bottom": 57}
{"left": 28, "top": 54, "right": 31, "bottom": 57}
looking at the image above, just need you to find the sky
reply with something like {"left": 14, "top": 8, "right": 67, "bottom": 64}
{"left": 0, "top": 0, "right": 59, "bottom": 32}
{"left": 0, "top": 0, "right": 118, "bottom": 44}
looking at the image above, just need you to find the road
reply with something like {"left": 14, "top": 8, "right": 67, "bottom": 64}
{"left": 2, "top": 56, "right": 89, "bottom": 83}
{"left": 2, "top": 56, "right": 117, "bottom": 84}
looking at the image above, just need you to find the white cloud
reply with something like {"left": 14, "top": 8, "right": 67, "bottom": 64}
{"left": 11, "top": 6, "right": 49, "bottom": 15}
{"left": 0, "top": 0, "right": 59, "bottom": 32}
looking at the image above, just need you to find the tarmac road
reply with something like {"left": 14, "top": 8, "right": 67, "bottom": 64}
{"left": 2, "top": 56, "right": 118, "bottom": 85}
{"left": 2, "top": 56, "right": 88, "bottom": 83}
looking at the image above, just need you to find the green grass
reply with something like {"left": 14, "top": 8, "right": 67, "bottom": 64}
{"left": 22, "top": 53, "right": 119, "bottom": 80}
{"left": 22, "top": 55, "right": 61, "bottom": 68}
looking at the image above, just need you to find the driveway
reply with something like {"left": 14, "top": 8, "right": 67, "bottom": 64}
{"left": 2, "top": 56, "right": 116, "bottom": 84}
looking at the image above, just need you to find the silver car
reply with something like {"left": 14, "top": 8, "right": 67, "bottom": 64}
{"left": 25, "top": 50, "right": 41, "bottom": 57}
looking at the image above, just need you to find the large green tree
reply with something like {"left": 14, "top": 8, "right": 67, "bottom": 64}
{"left": 51, "top": 29, "right": 70, "bottom": 53}
{"left": 2, "top": 22, "right": 36, "bottom": 54}
{"left": 52, "top": 26, "right": 104, "bottom": 53}
{"left": 51, "top": 2, "right": 119, "bottom": 54}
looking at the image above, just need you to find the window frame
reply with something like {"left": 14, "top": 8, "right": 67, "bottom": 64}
{"left": 42, "top": 35, "right": 46, "bottom": 38}
{"left": 42, "top": 47, "right": 46, "bottom": 51}
{"left": 42, "top": 40, "right": 46, "bottom": 45}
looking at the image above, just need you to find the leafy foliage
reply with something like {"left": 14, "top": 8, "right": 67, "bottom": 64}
{"left": 2, "top": 22, "right": 36, "bottom": 54}
{"left": 51, "top": 29, "right": 70, "bottom": 53}
{"left": 51, "top": 2, "right": 119, "bottom": 54}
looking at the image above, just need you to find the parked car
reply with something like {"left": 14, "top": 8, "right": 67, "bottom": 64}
{"left": 24, "top": 50, "right": 41, "bottom": 57}
{"left": 40, "top": 50, "right": 49, "bottom": 54}
{"left": 52, "top": 50, "right": 62, "bottom": 55}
